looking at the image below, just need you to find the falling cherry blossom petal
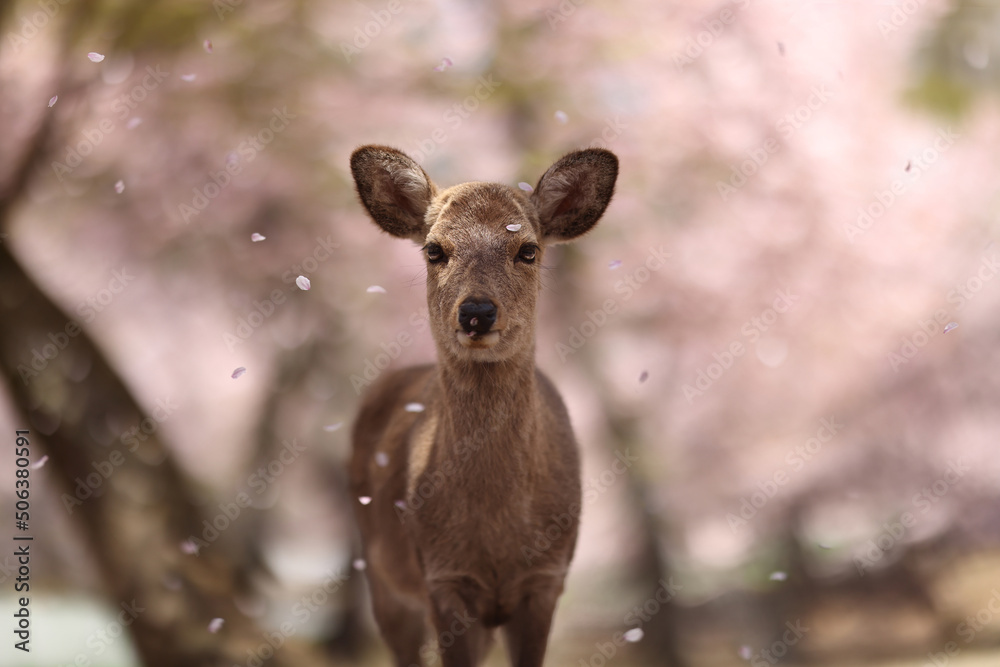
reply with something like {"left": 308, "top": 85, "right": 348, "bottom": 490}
{"left": 639, "top": 371, "right": 649, "bottom": 383}
{"left": 608, "top": 259, "right": 623, "bottom": 270}
{"left": 251, "top": 233, "right": 265, "bottom": 242}
{"left": 48, "top": 95, "right": 58, "bottom": 108}
{"left": 623, "top": 628, "right": 644, "bottom": 643}
{"left": 554, "top": 110, "right": 568, "bottom": 124}
{"left": 405, "top": 402, "right": 425, "bottom": 413}
{"left": 231, "top": 367, "right": 246, "bottom": 379}
{"left": 323, "top": 422, "right": 343, "bottom": 432}
{"left": 394, "top": 499, "right": 408, "bottom": 510}
{"left": 769, "top": 571, "right": 787, "bottom": 581}
{"left": 375, "top": 452, "right": 389, "bottom": 467}
{"left": 87, "top": 52, "right": 105, "bottom": 62}
{"left": 208, "top": 618, "right": 224, "bottom": 633}
{"left": 353, "top": 558, "right": 367, "bottom": 571}
{"left": 518, "top": 182, "right": 533, "bottom": 192}
{"left": 30, "top": 455, "right": 48, "bottom": 470}
{"left": 127, "top": 117, "right": 142, "bottom": 129}
{"left": 180, "top": 539, "right": 200, "bottom": 555}
{"left": 358, "top": 496, "right": 372, "bottom": 505}
{"left": 433, "top": 57, "right": 453, "bottom": 72}
{"left": 203, "top": 39, "right": 213, "bottom": 53}
{"left": 944, "top": 321, "right": 959, "bottom": 333}
{"left": 296, "top": 275, "right": 311, "bottom": 291}
{"left": 367, "top": 285, "right": 386, "bottom": 294}
{"left": 506, "top": 224, "right": 522, "bottom": 232}
{"left": 115, "top": 180, "right": 125, "bottom": 194}
{"left": 180, "top": 73, "right": 196, "bottom": 82}
{"left": 739, "top": 645, "right": 753, "bottom": 660}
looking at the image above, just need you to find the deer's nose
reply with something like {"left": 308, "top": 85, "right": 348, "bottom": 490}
{"left": 458, "top": 298, "right": 497, "bottom": 335}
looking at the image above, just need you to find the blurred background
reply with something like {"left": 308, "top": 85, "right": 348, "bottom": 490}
{"left": 2, "top": 0, "right": 999, "bottom": 665}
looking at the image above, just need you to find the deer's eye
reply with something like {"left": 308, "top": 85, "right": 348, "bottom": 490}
{"left": 425, "top": 243, "right": 446, "bottom": 264}
{"left": 516, "top": 244, "right": 538, "bottom": 264}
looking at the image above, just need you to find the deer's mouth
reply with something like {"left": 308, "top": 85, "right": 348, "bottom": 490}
{"left": 456, "top": 329, "right": 501, "bottom": 349}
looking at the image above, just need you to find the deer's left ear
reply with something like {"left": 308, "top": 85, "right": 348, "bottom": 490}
{"left": 531, "top": 148, "right": 618, "bottom": 242}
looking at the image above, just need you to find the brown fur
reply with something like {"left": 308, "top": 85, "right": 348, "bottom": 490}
{"left": 349, "top": 145, "right": 618, "bottom": 667}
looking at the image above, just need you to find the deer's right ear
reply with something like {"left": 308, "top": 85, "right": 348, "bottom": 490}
{"left": 351, "top": 145, "right": 436, "bottom": 242}
{"left": 532, "top": 148, "right": 618, "bottom": 243}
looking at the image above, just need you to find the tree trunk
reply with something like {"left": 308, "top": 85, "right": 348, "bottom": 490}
{"left": 0, "top": 240, "right": 337, "bottom": 666}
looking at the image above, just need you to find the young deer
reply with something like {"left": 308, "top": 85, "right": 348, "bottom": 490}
{"left": 349, "top": 145, "right": 618, "bottom": 667}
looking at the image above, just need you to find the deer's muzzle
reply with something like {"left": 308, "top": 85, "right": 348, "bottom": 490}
{"left": 458, "top": 298, "right": 497, "bottom": 336}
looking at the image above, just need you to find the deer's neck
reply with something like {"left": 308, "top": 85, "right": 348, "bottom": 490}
{"left": 433, "top": 348, "right": 539, "bottom": 462}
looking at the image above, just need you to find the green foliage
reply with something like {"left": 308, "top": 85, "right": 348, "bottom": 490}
{"left": 904, "top": 70, "right": 974, "bottom": 118}
{"left": 905, "top": 0, "right": 1000, "bottom": 118}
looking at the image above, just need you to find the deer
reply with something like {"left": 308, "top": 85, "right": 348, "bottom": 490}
{"left": 348, "top": 144, "right": 618, "bottom": 667}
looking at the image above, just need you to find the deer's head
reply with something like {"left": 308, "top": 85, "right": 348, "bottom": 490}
{"left": 351, "top": 146, "right": 618, "bottom": 363}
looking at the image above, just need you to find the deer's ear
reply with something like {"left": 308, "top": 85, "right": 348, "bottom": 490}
{"left": 532, "top": 148, "right": 618, "bottom": 243}
{"left": 351, "top": 145, "right": 436, "bottom": 242}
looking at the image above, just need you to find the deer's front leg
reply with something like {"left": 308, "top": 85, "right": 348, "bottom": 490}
{"left": 426, "top": 581, "right": 490, "bottom": 667}
{"left": 501, "top": 579, "right": 563, "bottom": 667}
